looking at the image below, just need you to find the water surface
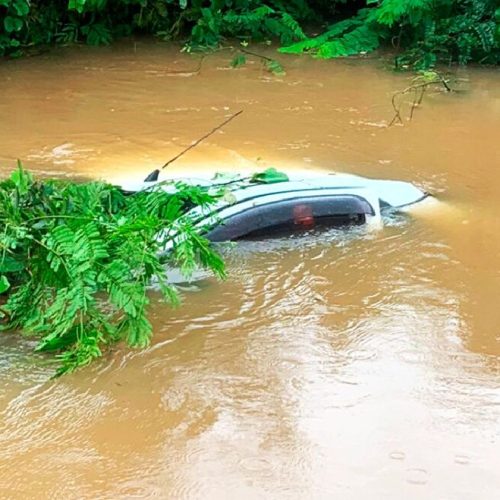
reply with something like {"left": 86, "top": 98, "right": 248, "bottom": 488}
{"left": 0, "top": 41, "right": 499, "bottom": 499}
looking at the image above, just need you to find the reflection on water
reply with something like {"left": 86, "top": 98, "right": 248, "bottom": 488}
{"left": 0, "top": 40, "right": 499, "bottom": 499}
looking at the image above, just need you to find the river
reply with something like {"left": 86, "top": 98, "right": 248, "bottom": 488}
{"left": 0, "top": 41, "right": 499, "bottom": 499}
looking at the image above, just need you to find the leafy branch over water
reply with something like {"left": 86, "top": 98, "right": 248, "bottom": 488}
{"left": 230, "top": 46, "right": 286, "bottom": 76}
{"left": 389, "top": 71, "right": 453, "bottom": 126}
{"left": 0, "top": 162, "right": 225, "bottom": 376}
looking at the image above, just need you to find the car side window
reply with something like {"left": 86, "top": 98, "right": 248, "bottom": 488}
{"left": 206, "top": 195, "right": 372, "bottom": 241}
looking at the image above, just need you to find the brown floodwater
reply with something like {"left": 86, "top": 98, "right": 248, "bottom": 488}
{"left": 0, "top": 40, "right": 499, "bottom": 499}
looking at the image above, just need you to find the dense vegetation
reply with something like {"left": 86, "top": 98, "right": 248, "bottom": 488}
{"left": 0, "top": 1, "right": 498, "bottom": 68}
{"left": 0, "top": 163, "right": 226, "bottom": 375}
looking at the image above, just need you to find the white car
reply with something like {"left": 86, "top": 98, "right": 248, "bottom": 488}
{"left": 123, "top": 171, "right": 430, "bottom": 241}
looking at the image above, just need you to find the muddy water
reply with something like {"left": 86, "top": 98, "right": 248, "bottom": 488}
{"left": 1, "top": 41, "right": 499, "bottom": 499}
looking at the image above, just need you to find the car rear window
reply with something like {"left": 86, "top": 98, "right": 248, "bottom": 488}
{"left": 206, "top": 195, "right": 373, "bottom": 241}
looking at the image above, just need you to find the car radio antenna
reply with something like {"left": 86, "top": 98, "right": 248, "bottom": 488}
{"left": 144, "top": 110, "right": 244, "bottom": 182}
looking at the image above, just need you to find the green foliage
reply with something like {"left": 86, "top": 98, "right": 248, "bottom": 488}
{"left": 280, "top": 1, "right": 499, "bottom": 68}
{"left": 229, "top": 47, "right": 285, "bottom": 75}
{"left": 250, "top": 167, "right": 289, "bottom": 184}
{"left": 0, "top": 162, "right": 225, "bottom": 376}
{"left": 0, "top": 1, "right": 497, "bottom": 65}
{"left": 280, "top": 9, "right": 381, "bottom": 58}
{"left": 265, "top": 58, "right": 285, "bottom": 75}
{"left": 81, "top": 21, "right": 112, "bottom": 46}
{"left": 230, "top": 53, "right": 247, "bottom": 67}
{"left": 184, "top": 2, "right": 308, "bottom": 49}
{"left": 0, "top": 1, "right": 310, "bottom": 56}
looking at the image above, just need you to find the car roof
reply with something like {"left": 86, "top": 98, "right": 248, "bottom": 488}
{"left": 220, "top": 174, "right": 426, "bottom": 209}
{"left": 122, "top": 172, "right": 427, "bottom": 210}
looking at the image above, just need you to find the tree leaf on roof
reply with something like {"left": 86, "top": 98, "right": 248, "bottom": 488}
{"left": 250, "top": 168, "right": 289, "bottom": 184}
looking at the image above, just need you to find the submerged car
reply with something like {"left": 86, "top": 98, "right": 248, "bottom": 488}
{"left": 123, "top": 171, "right": 430, "bottom": 241}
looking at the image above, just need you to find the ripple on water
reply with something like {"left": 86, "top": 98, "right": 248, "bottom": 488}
{"left": 342, "top": 348, "right": 378, "bottom": 362}
{"left": 406, "top": 468, "right": 429, "bottom": 485}
{"left": 324, "top": 393, "right": 371, "bottom": 410}
{"left": 389, "top": 451, "right": 406, "bottom": 461}
{"left": 454, "top": 454, "right": 471, "bottom": 465}
{"left": 238, "top": 456, "right": 275, "bottom": 475}
{"left": 116, "top": 479, "right": 166, "bottom": 499}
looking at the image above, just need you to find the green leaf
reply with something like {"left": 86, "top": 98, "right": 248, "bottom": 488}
{"left": 68, "top": 0, "right": 87, "bottom": 14}
{"left": 250, "top": 168, "right": 289, "bottom": 184}
{"left": 4, "top": 16, "right": 23, "bottom": 33}
{"left": 35, "top": 328, "right": 78, "bottom": 352}
{"left": 230, "top": 54, "right": 247, "bottom": 68}
{"left": 266, "top": 59, "right": 286, "bottom": 76}
{"left": 0, "top": 256, "right": 25, "bottom": 273}
{"left": 10, "top": 160, "right": 32, "bottom": 194}
{"left": 0, "top": 276, "right": 10, "bottom": 294}
{"left": 81, "top": 22, "right": 112, "bottom": 45}
{"left": 13, "top": 0, "right": 30, "bottom": 17}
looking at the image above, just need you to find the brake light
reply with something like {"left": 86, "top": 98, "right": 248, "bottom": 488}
{"left": 293, "top": 204, "right": 314, "bottom": 228}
